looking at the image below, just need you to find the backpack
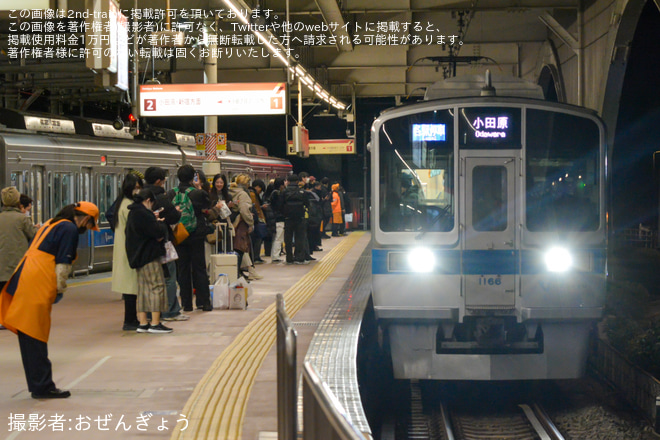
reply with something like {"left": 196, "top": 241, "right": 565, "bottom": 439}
{"left": 282, "top": 188, "right": 306, "bottom": 220}
{"left": 172, "top": 187, "right": 198, "bottom": 234}
{"left": 306, "top": 192, "right": 322, "bottom": 227}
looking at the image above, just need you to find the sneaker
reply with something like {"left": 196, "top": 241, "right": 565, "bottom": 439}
{"left": 294, "top": 260, "right": 310, "bottom": 265}
{"left": 254, "top": 258, "right": 265, "bottom": 264}
{"left": 148, "top": 323, "right": 173, "bottom": 333}
{"left": 32, "top": 388, "right": 71, "bottom": 399}
{"left": 271, "top": 259, "right": 284, "bottom": 263}
{"left": 136, "top": 324, "right": 150, "bottom": 333}
{"left": 305, "top": 256, "right": 316, "bottom": 261}
{"left": 163, "top": 314, "right": 190, "bottom": 321}
{"left": 202, "top": 305, "right": 213, "bottom": 312}
{"left": 183, "top": 307, "right": 193, "bottom": 312}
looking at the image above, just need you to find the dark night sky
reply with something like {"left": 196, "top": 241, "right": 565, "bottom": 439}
{"left": 611, "top": 1, "right": 660, "bottom": 230}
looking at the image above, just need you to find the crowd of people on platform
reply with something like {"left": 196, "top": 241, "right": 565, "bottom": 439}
{"left": 0, "top": 167, "right": 351, "bottom": 399}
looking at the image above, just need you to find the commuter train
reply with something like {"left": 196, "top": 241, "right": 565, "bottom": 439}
{"left": 370, "top": 73, "right": 607, "bottom": 380}
{"left": 0, "top": 110, "right": 292, "bottom": 274}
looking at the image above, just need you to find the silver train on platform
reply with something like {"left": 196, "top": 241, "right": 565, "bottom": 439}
{"left": 369, "top": 73, "right": 607, "bottom": 380}
{"left": 0, "top": 109, "right": 292, "bottom": 274}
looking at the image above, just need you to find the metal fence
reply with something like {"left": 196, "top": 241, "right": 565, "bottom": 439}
{"left": 615, "top": 227, "right": 656, "bottom": 248}
{"left": 589, "top": 337, "right": 660, "bottom": 432}
{"left": 277, "top": 294, "right": 298, "bottom": 440}
{"left": 276, "top": 294, "right": 367, "bottom": 440}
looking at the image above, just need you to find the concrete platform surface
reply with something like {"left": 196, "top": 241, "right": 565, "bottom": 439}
{"left": 0, "top": 231, "right": 370, "bottom": 440}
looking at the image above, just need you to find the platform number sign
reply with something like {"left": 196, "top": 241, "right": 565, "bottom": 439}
{"left": 143, "top": 99, "right": 156, "bottom": 112}
{"left": 270, "top": 96, "right": 283, "bottom": 110}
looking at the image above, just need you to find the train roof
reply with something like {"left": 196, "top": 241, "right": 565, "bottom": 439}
{"left": 424, "top": 73, "right": 545, "bottom": 100}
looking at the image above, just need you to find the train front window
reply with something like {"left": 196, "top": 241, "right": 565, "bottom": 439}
{"left": 526, "top": 109, "right": 600, "bottom": 231}
{"left": 378, "top": 110, "right": 455, "bottom": 232}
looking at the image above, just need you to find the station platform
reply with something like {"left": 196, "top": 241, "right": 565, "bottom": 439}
{"left": 0, "top": 231, "right": 371, "bottom": 440}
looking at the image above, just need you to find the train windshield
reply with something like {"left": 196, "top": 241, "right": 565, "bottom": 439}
{"left": 526, "top": 109, "right": 601, "bottom": 231}
{"left": 378, "top": 109, "right": 455, "bottom": 232}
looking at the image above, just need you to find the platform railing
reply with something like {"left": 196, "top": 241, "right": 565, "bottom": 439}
{"left": 302, "top": 361, "right": 368, "bottom": 440}
{"left": 277, "top": 295, "right": 367, "bottom": 440}
{"left": 276, "top": 294, "right": 298, "bottom": 440}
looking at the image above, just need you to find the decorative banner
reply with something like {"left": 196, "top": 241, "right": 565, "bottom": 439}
{"left": 139, "top": 83, "right": 286, "bottom": 117}
{"left": 195, "top": 133, "right": 205, "bottom": 156}
{"left": 287, "top": 139, "right": 355, "bottom": 155}
{"left": 217, "top": 133, "right": 227, "bottom": 155}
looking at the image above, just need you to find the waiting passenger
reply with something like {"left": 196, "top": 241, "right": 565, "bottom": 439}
{"left": 110, "top": 173, "right": 143, "bottom": 331}
{"left": 125, "top": 189, "right": 171, "bottom": 334}
{"left": 143, "top": 167, "right": 186, "bottom": 322}
{"left": 319, "top": 177, "right": 332, "bottom": 239}
{"left": 18, "top": 194, "right": 39, "bottom": 228}
{"left": 229, "top": 174, "right": 262, "bottom": 279}
{"left": 268, "top": 178, "right": 286, "bottom": 263}
{"left": 0, "top": 187, "right": 38, "bottom": 292}
{"left": 0, "top": 201, "right": 100, "bottom": 398}
{"left": 283, "top": 174, "right": 309, "bottom": 264}
{"left": 331, "top": 183, "right": 343, "bottom": 237}
{"left": 248, "top": 179, "right": 267, "bottom": 264}
{"left": 207, "top": 174, "right": 235, "bottom": 253}
{"left": 168, "top": 165, "right": 213, "bottom": 312}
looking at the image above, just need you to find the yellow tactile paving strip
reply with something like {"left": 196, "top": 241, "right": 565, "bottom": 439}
{"left": 171, "top": 231, "right": 365, "bottom": 440}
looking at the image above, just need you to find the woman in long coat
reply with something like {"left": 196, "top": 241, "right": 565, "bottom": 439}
{"left": 228, "top": 174, "right": 255, "bottom": 278}
{"left": 111, "top": 173, "right": 143, "bottom": 330}
{"left": 0, "top": 202, "right": 100, "bottom": 399}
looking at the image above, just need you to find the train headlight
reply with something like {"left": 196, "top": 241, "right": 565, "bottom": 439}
{"left": 544, "top": 247, "right": 573, "bottom": 272}
{"left": 407, "top": 248, "right": 435, "bottom": 272}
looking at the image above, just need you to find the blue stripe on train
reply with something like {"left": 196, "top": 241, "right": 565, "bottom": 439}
{"left": 371, "top": 249, "right": 606, "bottom": 275}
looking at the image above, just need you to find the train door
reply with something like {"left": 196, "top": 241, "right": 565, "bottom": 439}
{"left": 462, "top": 156, "right": 517, "bottom": 308}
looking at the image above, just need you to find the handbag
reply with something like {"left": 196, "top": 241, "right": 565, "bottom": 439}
{"left": 172, "top": 222, "right": 189, "bottom": 245}
{"left": 255, "top": 221, "right": 269, "bottom": 239}
{"left": 160, "top": 241, "right": 179, "bottom": 264}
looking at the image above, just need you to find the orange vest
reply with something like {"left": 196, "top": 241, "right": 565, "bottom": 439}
{"left": 0, "top": 219, "right": 66, "bottom": 343}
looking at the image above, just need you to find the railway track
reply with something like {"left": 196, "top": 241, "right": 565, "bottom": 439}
{"left": 401, "top": 381, "right": 565, "bottom": 440}
{"left": 447, "top": 403, "right": 564, "bottom": 440}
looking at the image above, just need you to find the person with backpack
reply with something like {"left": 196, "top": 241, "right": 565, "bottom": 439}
{"left": 110, "top": 173, "right": 143, "bottom": 330}
{"left": 282, "top": 174, "right": 309, "bottom": 265}
{"left": 168, "top": 165, "right": 213, "bottom": 312}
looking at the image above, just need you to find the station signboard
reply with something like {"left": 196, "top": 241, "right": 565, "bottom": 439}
{"left": 287, "top": 139, "right": 355, "bottom": 155}
{"left": 139, "top": 83, "right": 287, "bottom": 117}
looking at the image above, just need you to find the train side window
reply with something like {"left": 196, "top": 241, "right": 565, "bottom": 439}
{"left": 48, "top": 172, "right": 74, "bottom": 216}
{"left": 10, "top": 171, "right": 27, "bottom": 193}
{"left": 98, "top": 174, "right": 118, "bottom": 223}
{"left": 78, "top": 168, "right": 92, "bottom": 201}
{"left": 30, "top": 167, "right": 44, "bottom": 224}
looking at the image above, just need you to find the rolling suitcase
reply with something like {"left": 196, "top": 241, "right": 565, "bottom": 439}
{"left": 210, "top": 223, "right": 238, "bottom": 284}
